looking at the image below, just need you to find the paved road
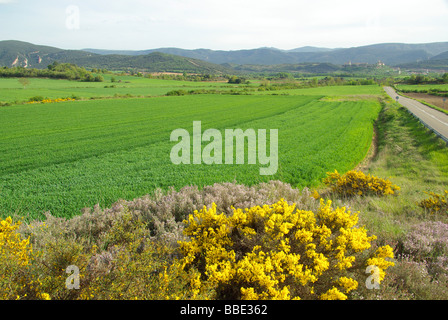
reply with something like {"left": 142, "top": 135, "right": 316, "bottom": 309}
{"left": 384, "top": 86, "right": 448, "bottom": 143}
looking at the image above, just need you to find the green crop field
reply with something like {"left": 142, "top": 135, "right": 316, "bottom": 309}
{"left": 0, "top": 76, "right": 384, "bottom": 106}
{"left": 0, "top": 80, "right": 382, "bottom": 219}
{"left": 257, "top": 84, "right": 384, "bottom": 96}
{"left": 0, "top": 76, "right": 251, "bottom": 104}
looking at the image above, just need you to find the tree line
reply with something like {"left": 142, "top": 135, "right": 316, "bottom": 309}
{"left": 0, "top": 62, "right": 104, "bottom": 82}
{"left": 401, "top": 73, "right": 448, "bottom": 85}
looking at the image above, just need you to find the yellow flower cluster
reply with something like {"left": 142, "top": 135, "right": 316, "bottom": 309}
{"left": 311, "top": 189, "right": 321, "bottom": 200}
{"left": 27, "top": 97, "right": 75, "bottom": 104}
{"left": 0, "top": 217, "right": 32, "bottom": 267}
{"left": 324, "top": 170, "right": 400, "bottom": 197}
{"left": 320, "top": 287, "right": 349, "bottom": 300}
{"left": 178, "top": 199, "right": 394, "bottom": 300}
{"left": 0, "top": 217, "right": 52, "bottom": 300}
{"left": 366, "top": 246, "right": 395, "bottom": 283}
{"left": 417, "top": 190, "right": 448, "bottom": 214}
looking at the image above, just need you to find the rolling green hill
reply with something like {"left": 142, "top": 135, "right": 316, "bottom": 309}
{"left": 0, "top": 40, "right": 97, "bottom": 69}
{"left": 3, "top": 40, "right": 448, "bottom": 74}
{"left": 85, "top": 42, "right": 448, "bottom": 66}
{"left": 431, "top": 50, "right": 448, "bottom": 61}
{"left": 66, "top": 52, "right": 232, "bottom": 74}
{"left": 396, "top": 49, "right": 448, "bottom": 70}
{"left": 0, "top": 40, "right": 233, "bottom": 74}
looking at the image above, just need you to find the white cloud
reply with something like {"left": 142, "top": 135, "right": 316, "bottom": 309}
{"left": 0, "top": 0, "right": 447, "bottom": 50}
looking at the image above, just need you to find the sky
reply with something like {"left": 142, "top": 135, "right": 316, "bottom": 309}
{"left": 0, "top": 0, "right": 448, "bottom": 51}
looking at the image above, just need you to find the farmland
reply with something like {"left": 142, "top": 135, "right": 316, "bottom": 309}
{"left": 0, "top": 75, "right": 246, "bottom": 104}
{"left": 2, "top": 2, "right": 448, "bottom": 301}
{"left": 0, "top": 76, "right": 382, "bottom": 219}
{"left": 395, "top": 83, "right": 448, "bottom": 112}
{"left": 3, "top": 69, "right": 448, "bottom": 302}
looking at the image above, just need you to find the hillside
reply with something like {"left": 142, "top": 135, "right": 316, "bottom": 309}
{"left": 0, "top": 40, "right": 96, "bottom": 69}
{"left": 396, "top": 49, "right": 448, "bottom": 70}
{"left": 3, "top": 40, "right": 448, "bottom": 74}
{"left": 287, "top": 46, "right": 335, "bottom": 53}
{"left": 431, "top": 50, "right": 448, "bottom": 61}
{"left": 66, "top": 52, "right": 232, "bottom": 74}
{"left": 0, "top": 40, "right": 232, "bottom": 74}
{"left": 397, "top": 59, "right": 448, "bottom": 70}
{"left": 84, "top": 42, "right": 448, "bottom": 66}
{"left": 232, "top": 62, "right": 343, "bottom": 74}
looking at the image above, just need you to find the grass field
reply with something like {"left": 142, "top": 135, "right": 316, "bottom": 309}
{"left": 0, "top": 76, "right": 384, "bottom": 105}
{"left": 0, "top": 79, "right": 382, "bottom": 219}
{"left": 257, "top": 84, "right": 384, "bottom": 96}
{"left": 0, "top": 76, "right": 251, "bottom": 104}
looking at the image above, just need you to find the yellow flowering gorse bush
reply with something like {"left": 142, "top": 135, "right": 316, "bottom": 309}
{"left": 178, "top": 199, "right": 394, "bottom": 300}
{"left": 0, "top": 217, "right": 31, "bottom": 267}
{"left": 418, "top": 190, "right": 448, "bottom": 214}
{"left": 324, "top": 170, "right": 400, "bottom": 197}
{"left": 0, "top": 217, "right": 51, "bottom": 300}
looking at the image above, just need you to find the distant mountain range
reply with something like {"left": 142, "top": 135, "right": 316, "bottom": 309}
{"left": 396, "top": 48, "right": 448, "bottom": 70}
{"left": 83, "top": 42, "right": 448, "bottom": 66}
{"left": 1, "top": 40, "right": 447, "bottom": 73}
{"left": 0, "top": 40, "right": 232, "bottom": 74}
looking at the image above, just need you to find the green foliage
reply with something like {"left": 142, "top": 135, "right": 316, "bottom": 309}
{"left": 227, "top": 75, "right": 248, "bottom": 84}
{"left": 0, "top": 63, "right": 102, "bottom": 82}
{"left": 442, "top": 73, "right": 448, "bottom": 84}
{"left": 166, "top": 89, "right": 188, "bottom": 96}
{"left": 77, "top": 52, "right": 231, "bottom": 74}
{"left": 28, "top": 96, "right": 44, "bottom": 102}
{"left": 406, "top": 74, "right": 430, "bottom": 85}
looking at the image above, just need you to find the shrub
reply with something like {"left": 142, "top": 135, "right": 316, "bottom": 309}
{"left": 166, "top": 89, "right": 188, "bottom": 96}
{"left": 28, "top": 96, "right": 44, "bottom": 102}
{"left": 177, "top": 199, "right": 394, "bottom": 300}
{"left": 8, "top": 181, "right": 399, "bottom": 300}
{"left": 96, "top": 181, "right": 307, "bottom": 246}
{"left": 77, "top": 216, "right": 183, "bottom": 300}
{"left": 94, "top": 75, "right": 104, "bottom": 82}
{"left": 398, "top": 221, "right": 448, "bottom": 279}
{"left": 0, "top": 217, "right": 32, "bottom": 268}
{"left": 386, "top": 258, "right": 448, "bottom": 300}
{"left": 0, "top": 217, "right": 50, "bottom": 300}
{"left": 323, "top": 170, "right": 400, "bottom": 197}
{"left": 417, "top": 191, "right": 448, "bottom": 214}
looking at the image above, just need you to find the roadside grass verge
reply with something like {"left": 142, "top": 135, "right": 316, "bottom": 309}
{"left": 310, "top": 99, "right": 448, "bottom": 299}
{"left": 338, "top": 100, "right": 448, "bottom": 240}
